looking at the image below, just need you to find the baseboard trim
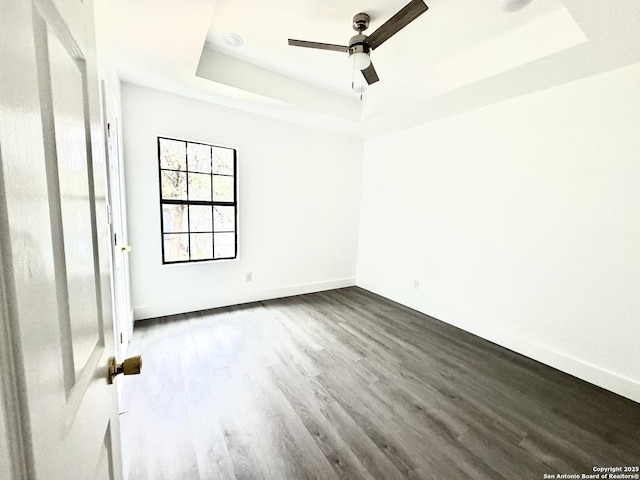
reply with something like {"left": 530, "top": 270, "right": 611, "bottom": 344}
{"left": 133, "top": 277, "right": 356, "bottom": 321}
{"left": 356, "top": 280, "right": 640, "bottom": 404}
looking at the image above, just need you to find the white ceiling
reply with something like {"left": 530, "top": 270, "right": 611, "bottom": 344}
{"left": 96, "top": 0, "right": 640, "bottom": 138}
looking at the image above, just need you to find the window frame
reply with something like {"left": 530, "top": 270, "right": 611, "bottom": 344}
{"left": 157, "top": 136, "right": 238, "bottom": 264}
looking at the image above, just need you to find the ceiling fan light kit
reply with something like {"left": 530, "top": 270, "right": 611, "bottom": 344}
{"left": 349, "top": 33, "right": 371, "bottom": 71}
{"left": 351, "top": 51, "right": 371, "bottom": 71}
{"left": 287, "top": 0, "right": 429, "bottom": 93}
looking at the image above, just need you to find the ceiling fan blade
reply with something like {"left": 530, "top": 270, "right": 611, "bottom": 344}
{"left": 288, "top": 39, "right": 349, "bottom": 52}
{"left": 366, "top": 0, "right": 428, "bottom": 50}
{"left": 361, "top": 62, "right": 380, "bottom": 85}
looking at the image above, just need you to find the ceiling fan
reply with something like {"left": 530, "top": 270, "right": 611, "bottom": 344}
{"left": 288, "top": 0, "right": 429, "bottom": 91}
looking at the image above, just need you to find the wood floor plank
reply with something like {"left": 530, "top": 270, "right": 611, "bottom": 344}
{"left": 121, "top": 287, "right": 640, "bottom": 480}
{"left": 321, "top": 401, "right": 413, "bottom": 480}
{"left": 268, "top": 362, "right": 381, "bottom": 480}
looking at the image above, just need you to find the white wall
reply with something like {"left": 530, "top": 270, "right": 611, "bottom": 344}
{"left": 357, "top": 62, "right": 640, "bottom": 403}
{"left": 122, "top": 83, "right": 362, "bottom": 320}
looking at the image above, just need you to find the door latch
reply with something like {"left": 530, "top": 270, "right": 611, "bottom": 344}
{"left": 108, "top": 355, "right": 142, "bottom": 384}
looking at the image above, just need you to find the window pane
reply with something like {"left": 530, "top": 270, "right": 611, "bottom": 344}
{"left": 187, "top": 143, "right": 211, "bottom": 173}
{"left": 213, "top": 206, "right": 235, "bottom": 232}
{"left": 213, "top": 175, "right": 234, "bottom": 202}
{"left": 189, "top": 205, "right": 212, "bottom": 232}
{"left": 160, "top": 138, "right": 186, "bottom": 170}
{"left": 163, "top": 233, "right": 189, "bottom": 262}
{"left": 161, "top": 170, "right": 187, "bottom": 200}
{"left": 190, "top": 233, "right": 213, "bottom": 260}
{"left": 188, "top": 173, "right": 212, "bottom": 201}
{"left": 212, "top": 147, "right": 234, "bottom": 175}
{"left": 214, "top": 232, "right": 235, "bottom": 259}
{"left": 162, "top": 204, "right": 188, "bottom": 233}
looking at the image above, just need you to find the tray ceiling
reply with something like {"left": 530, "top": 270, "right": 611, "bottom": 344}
{"left": 96, "top": 0, "right": 640, "bottom": 137}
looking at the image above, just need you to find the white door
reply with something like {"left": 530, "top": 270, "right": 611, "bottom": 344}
{"left": 0, "top": 0, "right": 122, "bottom": 478}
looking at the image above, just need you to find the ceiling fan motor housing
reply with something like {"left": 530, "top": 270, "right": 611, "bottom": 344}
{"left": 349, "top": 34, "right": 370, "bottom": 56}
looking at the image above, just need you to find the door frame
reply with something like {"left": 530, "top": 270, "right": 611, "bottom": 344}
{"left": 101, "top": 82, "right": 133, "bottom": 363}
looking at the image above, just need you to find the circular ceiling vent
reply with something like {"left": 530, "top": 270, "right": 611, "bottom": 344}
{"left": 501, "top": 0, "right": 534, "bottom": 13}
{"left": 222, "top": 33, "right": 244, "bottom": 47}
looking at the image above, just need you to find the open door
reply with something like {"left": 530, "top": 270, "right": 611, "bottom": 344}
{"left": 0, "top": 0, "right": 123, "bottom": 478}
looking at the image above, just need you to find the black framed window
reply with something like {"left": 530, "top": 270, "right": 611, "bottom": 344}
{"left": 158, "top": 136, "right": 237, "bottom": 264}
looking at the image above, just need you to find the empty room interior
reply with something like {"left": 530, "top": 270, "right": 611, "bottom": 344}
{"left": 2, "top": 0, "right": 640, "bottom": 479}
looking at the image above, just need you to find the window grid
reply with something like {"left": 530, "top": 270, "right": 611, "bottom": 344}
{"left": 158, "top": 136, "right": 237, "bottom": 264}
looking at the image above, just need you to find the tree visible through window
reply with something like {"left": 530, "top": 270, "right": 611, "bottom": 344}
{"left": 158, "top": 137, "right": 237, "bottom": 263}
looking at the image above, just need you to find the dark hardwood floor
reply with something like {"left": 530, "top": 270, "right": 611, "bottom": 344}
{"left": 119, "top": 287, "right": 640, "bottom": 480}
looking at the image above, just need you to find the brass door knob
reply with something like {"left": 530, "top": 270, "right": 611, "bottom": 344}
{"left": 108, "top": 355, "right": 142, "bottom": 384}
